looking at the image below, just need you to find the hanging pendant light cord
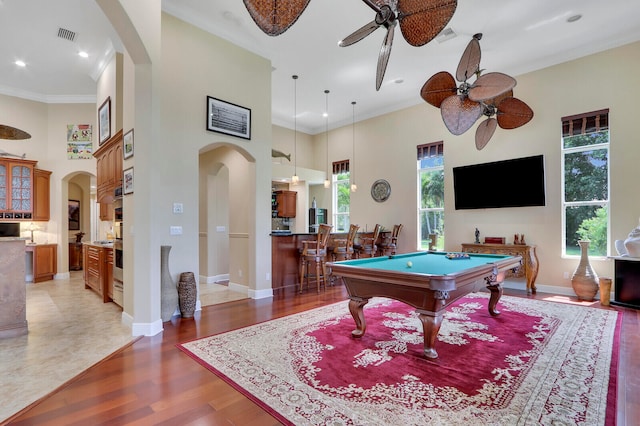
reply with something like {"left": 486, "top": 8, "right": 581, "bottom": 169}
{"left": 352, "top": 101, "right": 356, "bottom": 188}
{"left": 293, "top": 75, "right": 298, "bottom": 179}
{"left": 325, "top": 89, "right": 330, "bottom": 188}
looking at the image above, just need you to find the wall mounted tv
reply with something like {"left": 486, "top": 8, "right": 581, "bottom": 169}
{"left": 453, "top": 155, "right": 546, "bottom": 210}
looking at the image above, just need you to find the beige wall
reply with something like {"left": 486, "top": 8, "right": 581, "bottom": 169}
{"left": 308, "top": 41, "right": 640, "bottom": 293}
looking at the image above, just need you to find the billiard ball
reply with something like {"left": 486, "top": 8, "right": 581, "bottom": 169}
{"left": 407, "top": 261, "right": 413, "bottom": 268}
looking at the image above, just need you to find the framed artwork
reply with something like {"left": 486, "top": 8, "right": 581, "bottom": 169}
{"left": 123, "top": 128, "right": 134, "bottom": 159}
{"left": 68, "top": 200, "right": 80, "bottom": 230}
{"left": 98, "top": 97, "right": 111, "bottom": 145}
{"left": 123, "top": 167, "right": 134, "bottom": 195}
{"left": 206, "top": 96, "right": 251, "bottom": 140}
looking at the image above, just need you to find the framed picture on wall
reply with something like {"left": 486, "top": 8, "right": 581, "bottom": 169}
{"left": 98, "top": 97, "right": 111, "bottom": 145}
{"left": 68, "top": 200, "right": 80, "bottom": 230}
{"left": 123, "top": 128, "right": 134, "bottom": 159}
{"left": 123, "top": 167, "right": 134, "bottom": 195}
{"left": 206, "top": 96, "right": 251, "bottom": 140}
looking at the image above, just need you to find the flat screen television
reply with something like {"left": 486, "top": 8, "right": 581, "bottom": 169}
{"left": 453, "top": 155, "right": 546, "bottom": 210}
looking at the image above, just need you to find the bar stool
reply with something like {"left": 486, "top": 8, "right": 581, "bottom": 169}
{"left": 299, "top": 224, "right": 333, "bottom": 293}
{"left": 379, "top": 224, "right": 403, "bottom": 256}
{"left": 355, "top": 223, "right": 381, "bottom": 258}
{"left": 333, "top": 224, "right": 360, "bottom": 261}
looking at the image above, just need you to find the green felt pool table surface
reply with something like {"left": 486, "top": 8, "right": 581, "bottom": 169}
{"left": 327, "top": 251, "right": 523, "bottom": 359}
{"left": 333, "top": 251, "right": 515, "bottom": 276}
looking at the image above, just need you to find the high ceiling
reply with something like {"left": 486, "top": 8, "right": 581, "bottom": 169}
{"left": 1, "top": 0, "right": 639, "bottom": 135}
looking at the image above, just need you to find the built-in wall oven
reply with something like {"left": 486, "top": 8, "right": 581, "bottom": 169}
{"left": 112, "top": 192, "right": 124, "bottom": 307}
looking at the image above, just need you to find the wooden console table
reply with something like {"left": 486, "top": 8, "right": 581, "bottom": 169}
{"left": 461, "top": 243, "right": 539, "bottom": 294}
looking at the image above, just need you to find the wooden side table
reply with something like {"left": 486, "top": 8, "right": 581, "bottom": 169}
{"left": 461, "top": 243, "right": 539, "bottom": 294}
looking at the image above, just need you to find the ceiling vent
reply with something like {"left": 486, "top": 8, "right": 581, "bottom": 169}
{"left": 57, "top": 27, "right": 76, "bottom": 42}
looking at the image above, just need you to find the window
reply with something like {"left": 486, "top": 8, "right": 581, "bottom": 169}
{"left": 418, "top": 142, "right": 444, "bottom": 250}
{"left": 562, "top": 109, "right": 609, "bottom": 257}
{"left": 332, "top": 160, "right": 350, "bottom": 232}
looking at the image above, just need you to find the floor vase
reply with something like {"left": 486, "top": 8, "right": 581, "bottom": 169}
{"left": 571, "top": 240, "right": 599, "bottom": 301}
{"left": 160, "top": 245, "right": 178, "bottom": 322}
{"left": 178, "top": 272, "right": 197, "bottom": 318}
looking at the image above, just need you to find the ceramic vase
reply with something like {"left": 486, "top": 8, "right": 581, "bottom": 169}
{"left": 571, "top": 240, "right": 599, "bottom": 301}
{"left": 178, "top": 272, "right": 197, "bottom": 319}
{"left": 624, "top": 225, "right": 640, "bottom": 258}
{"left": 599, "top": 277, "right": 612, "bottom": 306}
{"left": 160, "top": 245, "right": 178, "bottom": 322}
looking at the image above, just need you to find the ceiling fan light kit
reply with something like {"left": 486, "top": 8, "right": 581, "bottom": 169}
{"left": 421, "top": 33, "right": 533, "bottom": 149}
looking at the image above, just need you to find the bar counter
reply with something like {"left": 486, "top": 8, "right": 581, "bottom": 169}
{"left": 271, "top": 230, "right": 389, "bottom": 292}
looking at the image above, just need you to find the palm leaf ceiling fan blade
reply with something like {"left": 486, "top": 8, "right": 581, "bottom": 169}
{"left": 376, "top": 22, "right": 396, "bottom": 90}
{"left": 0, "top": 124, "right": 31, "bottom": 140}
{"left": 468, "top": 72, "right": 517, "bottom": 102}
{"left": 397, "top": 0, "right": 458, "bottom": 47}
{"left": 242, "top": 0, "right": 310, "bottom": 36}
{"left": 440, "top": 95, "right": 482, "bottom": 135}
{"left": 420, "top": 71, "right": 456, "bottom": 107}
{"left": 496, "top": 97, "right": 534, "bottom": 129}
{"left": 339, "top": 20, "right": 381, "bottom": 47}
{"left": 456, "top": 35, "right": 481, "bottom": 82}
{"left": 475, "top": 117, "right": 497, "bottom": 150}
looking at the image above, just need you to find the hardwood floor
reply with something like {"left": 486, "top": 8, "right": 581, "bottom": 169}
{"left": 5, "top": 285, "right": 639, "bottom": 425}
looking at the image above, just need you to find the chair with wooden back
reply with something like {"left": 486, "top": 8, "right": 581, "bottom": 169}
{"left": 332, "top": 223, "right": 360, "bottom": 261}
{"left": 355, "top": 223, "right": 381, "bottom": 258}
{"left": 379, "top": 224, "right": 403, "bottom": 256}
{"left": 299, "top": 223, "right": 333, "bottom": 293}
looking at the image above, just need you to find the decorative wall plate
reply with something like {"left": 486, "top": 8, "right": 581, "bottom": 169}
{"left": 371, "top": 179, "right": 391, "bottom": 202}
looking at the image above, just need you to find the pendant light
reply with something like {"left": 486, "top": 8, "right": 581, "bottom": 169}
{"left": 350, "top": 101, "right": 357, "bottom": 192}
{"left": 291, "top": 75, "right": 300, "bottom": 184}
{"left": 323, "top": 89, "right": 331, "bottom": 189}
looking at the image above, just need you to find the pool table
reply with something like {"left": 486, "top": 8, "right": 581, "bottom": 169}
{"left": 327, "top": 251, "right": 522, "bottom": 359}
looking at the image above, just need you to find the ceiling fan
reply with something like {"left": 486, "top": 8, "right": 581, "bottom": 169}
{"left": 242, "top": 0, "right": 311, "bottom": 36}
{"left": 0, "top": 124, "right": 31, "bottom": 140}
{"left": 339, "top": 0, "right": 458, "bottom": 91}
{"left": 420, "top": 33, "right": 533, "bottom": 149}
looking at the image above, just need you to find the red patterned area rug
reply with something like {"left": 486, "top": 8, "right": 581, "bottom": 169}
{"left": 178, "top": 293, "right": 620, "bottom": 425}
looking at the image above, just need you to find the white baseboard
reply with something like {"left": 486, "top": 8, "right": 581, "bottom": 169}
{"left": 199, "top": 273, "right": 230, "bottom": 284}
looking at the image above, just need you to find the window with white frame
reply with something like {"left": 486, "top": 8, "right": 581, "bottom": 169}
{"left": 418, "top": 142, "right": 444, "bottom": 250}
{"left": 562, "top": 109, "right": 610, "bottom": 257}
{"left": 332, "top": 160, "right": 350, "bottom": 232}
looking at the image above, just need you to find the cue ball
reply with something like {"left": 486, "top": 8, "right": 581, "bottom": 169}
{"left": 407, "top": 261, "right": 413, "bottom": 268}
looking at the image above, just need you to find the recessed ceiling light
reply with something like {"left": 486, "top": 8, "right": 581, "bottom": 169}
{"left": 15, "top": 60, "right": 26, "bottom": 67}
{"left": 567, "top": 14, "right": 582, "bottom": 23}
{"left": 394, "top": 79, "right": 404, "bottom": 84}
{"left": 78, "top": 51, "right": 89, "bottom": 58}
{"left": 322, "top": 112, "right": 328, "bottom": 117}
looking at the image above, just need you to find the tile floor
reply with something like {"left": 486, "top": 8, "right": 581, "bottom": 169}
{"left": 0, "top": 271, "right": 246, "bottom": 422}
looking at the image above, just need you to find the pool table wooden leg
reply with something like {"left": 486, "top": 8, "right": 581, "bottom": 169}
{"left": 485, "top": 272, "right": 505, "bottom": 317}
{"left": 418, "top": 312, "right": 444, "bottom": 359}
{"left": 348, "top": 297, "right": 369, "bottom": 338}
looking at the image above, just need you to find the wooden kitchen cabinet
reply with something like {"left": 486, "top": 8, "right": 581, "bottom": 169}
{"left": 95, "top": 129, "right": 123, "bottom": 206}
{"left": 83, "top": 243, "right": 113, "bottom": 303}
{"left": 0, "top": 159, "right": 51, "bottom": 221}
{"left": 32, "top": 168, "right": 52, "bottom": 221}
{"left": 275, "top": 190, "right": 297, "bottom": 218}
{"left": 26, "top": 244, "right": 57, "bottom": 283}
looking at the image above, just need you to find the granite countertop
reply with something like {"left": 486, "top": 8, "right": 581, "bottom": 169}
{"left": 0, "top": 237, "right": 29, "bottom": 242}
{"left": 84, "top": 241, "right": 114, "bottom": 248}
